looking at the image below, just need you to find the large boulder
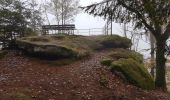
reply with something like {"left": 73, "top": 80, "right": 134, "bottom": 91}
{"left": 16, "top": 35, "right": 93, "bottom": 59}
{"left": 101, "top": 49, "right": 154, "bottom": 90}
{"left": 96, "top": 35, "right": 132, "bottom": 49}
{"left": 16, "top": 35, "right": 132, "bottom": 60}
{"left": 110, "top": 58, "right": 154, "bottom": 90}
{"left": 109, "top": 49, "right": 143, "bottom": 64}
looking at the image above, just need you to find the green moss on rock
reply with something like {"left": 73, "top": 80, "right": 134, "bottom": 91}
{"left": 101, "top": 49, "right": 154, "bottom": 90}
{"left": 16, "top": 35, "right": 132, "bottom": 60}
{"left": 109, "top": 49, "right": 143, "bottom": 63}
{"left": 101, "top": 59, "right": 112, "bottom": 66}
{"left": 110, "top": 58, "right": 154, "bottom": 90}
{"left": 97, "top": 35, "right": 132, "bottom": 49}
{"left": 16, "top": 35, "right": 96, "bottom": 59}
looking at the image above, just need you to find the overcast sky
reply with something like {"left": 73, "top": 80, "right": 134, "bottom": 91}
{"left": 75, "top": 0, "right": 123, "bottom": 35}
{"left": 46, "top": 0, "right": 123, "bottom": 35}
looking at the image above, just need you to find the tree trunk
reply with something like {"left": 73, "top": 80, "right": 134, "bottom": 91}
{"left": 150, "top": 33, "right": 156, "bottom": 78}
{"left": 151, "top": 67, "right": 155, "bottom": 78}
{"left": 123, "top": 23, "right": 127, "bottom": 38}
{"left": 155, "top": 38, "right": 167, "bottom": 91}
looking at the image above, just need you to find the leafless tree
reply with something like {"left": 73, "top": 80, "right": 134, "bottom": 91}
{"left": 50, "top": 0, "right": 79, "bottom": 25}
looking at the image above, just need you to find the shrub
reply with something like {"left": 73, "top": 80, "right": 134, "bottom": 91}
{"left": 110, "top": 58, "right": 154, "bottom": 90}
{"left": 25, "top": 27, "right": 38, "bottom": 37}
{"left": 97, "top": 35, "right": 132, "bottom": 49}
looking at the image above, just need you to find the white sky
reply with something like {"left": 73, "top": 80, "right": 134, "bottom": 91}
{"left": 46, "top": 0, "right": 123, "bottom": 35}
{"left": 76, "top": 0, "right": 124, "bottom": 35}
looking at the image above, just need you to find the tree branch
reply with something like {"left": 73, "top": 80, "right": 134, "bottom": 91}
{"left": 163, "top": 21, "right": 170, "bottom": 39}
{"left": 118, "top": 0, "right": 159, "bottom": 39}
{"left": 80, "top": 0, "right": 111, "bottom": 9}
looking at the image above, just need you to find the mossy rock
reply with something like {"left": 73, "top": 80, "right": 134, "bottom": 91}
{"left": 109, "top": 49, "right": 143, "bottom": 63}
{"left": 101, "top": 59, "right": 112, "bottom": 66}
{"left": 110, "top": 58, "right": 154, "bottom": 90}
{"left": 16, "top": 35, "right": 100, "bottom": 60}
{"left": 16, "top": 35, "right": 132, "bottom": 60}
{"left": 100, "top": 49, "right": 152, "bottom": 90}
{"left": 16, "top": 40, "right": 79, "bottom": 59}
{"left": 97, "top": 35, "right": 132, "bottom": 49}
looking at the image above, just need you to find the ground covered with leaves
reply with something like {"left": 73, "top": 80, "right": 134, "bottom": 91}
{"left": 0, "top": 50, "right": 170, "bottom": 100}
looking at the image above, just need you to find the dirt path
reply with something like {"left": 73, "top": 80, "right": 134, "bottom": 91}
{"left": 0, "top": 50, "right": 169, "bottom": 100}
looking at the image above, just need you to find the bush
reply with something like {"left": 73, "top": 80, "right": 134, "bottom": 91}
{"left": 110, "top": 58, "right": 154, "bottom": 90}
{"left": 25, "top": 28, "right": 38, "bottom": 37}
{"left": 97, "top": 35, "right": 132, "bottom": 49}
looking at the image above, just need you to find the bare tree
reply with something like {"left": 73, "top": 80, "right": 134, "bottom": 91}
{"left": 51, "top": 0, "right": 79, "bottom": 25}
{"left": 29, "top": 0, "right": 43, "bottom": 32}
{"left": 41, "top": 0, "right": 51, "bottom": 25}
